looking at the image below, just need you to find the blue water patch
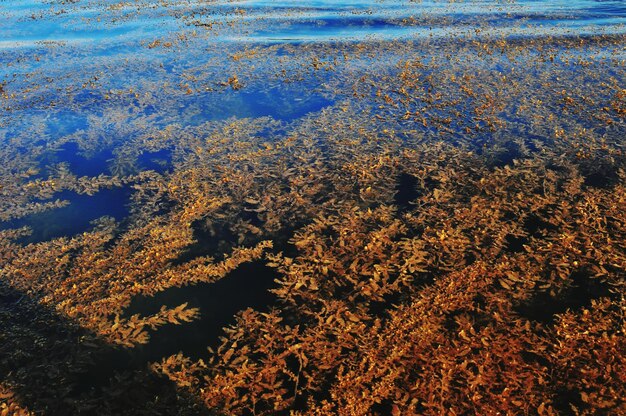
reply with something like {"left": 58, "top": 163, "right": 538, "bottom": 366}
{"left": 192, "top": 87, "right": 333, "bottom": 122}
{"left": 1, "top": 188, "right": 132, "bottom": 244}
{"left": 1, "top": 0, "right": 624, "bottom": 247}
{"left": 46, "top": 142, "right": 113, "bottom": 177}
{"left": 137, "top": 148, "right": 173, "bottom": 174}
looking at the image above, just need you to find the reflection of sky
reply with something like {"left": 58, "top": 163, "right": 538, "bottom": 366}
{"left": 1, "top": 0, "right": 623, "bottom": 136}
{"left": 0, "top": 0, "right": 623, "bottom": 240}
{"left": 0, "top": 1, "right": 174, "bottom": 48}
{"left": 1, "top": 0, "right": 624, "bottom": 136}
{"left": 0, "top": 0, "right": 624, "bottom": 48}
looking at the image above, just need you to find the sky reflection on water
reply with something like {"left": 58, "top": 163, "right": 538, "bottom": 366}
{"left": 0, "top": 0, "right": 624, "bottom": 239}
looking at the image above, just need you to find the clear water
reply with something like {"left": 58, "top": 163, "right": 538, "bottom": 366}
{"left": 0, "top": 0, "right": 624, "bottom": 244}
{"left": 0, "top": 0, "right": 623, "bottom": 256}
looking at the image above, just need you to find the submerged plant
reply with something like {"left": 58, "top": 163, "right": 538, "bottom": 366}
{"left": 0, "top": 0, "right": 625, "bottom": 414}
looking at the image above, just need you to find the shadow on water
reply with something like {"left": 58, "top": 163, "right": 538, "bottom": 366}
{"left": 0, "top": 282, "right": 210, "bottom": 415}
{"left": 514, "top": 270, "right": 614, "bottom": 324}
{"left": 124, "top": 261, "right": 279, "bottom": 362}
{"left": 1, "top": 259, "right": 277, "bottom": 413}
{"left": 1, "top": 187, "right": 132, "bottom": 245}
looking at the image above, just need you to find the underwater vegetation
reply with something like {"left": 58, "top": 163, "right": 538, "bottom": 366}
{"left": 1, "top": 0, "right": 625, "bottom": 415}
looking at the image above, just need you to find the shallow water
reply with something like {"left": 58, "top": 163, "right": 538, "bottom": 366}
{"left": 1, "top": 1, "right": 622, "bottom": 138}
{"left": 1, "top": 0, "right": 624, "bottom": 349}
{"left": 0, "top": 1, "right": 625, "bottom": 414}
{"left": 1, "top": 0, "right": 624, "bottom": 319}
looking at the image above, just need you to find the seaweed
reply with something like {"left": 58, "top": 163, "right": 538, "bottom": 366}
{"left": 1, "top": 1, "right": 625, "bottom": 415}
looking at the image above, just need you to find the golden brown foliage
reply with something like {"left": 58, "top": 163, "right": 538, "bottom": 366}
{"left": 1, "top": 3, "right": 625, "bottom": 415}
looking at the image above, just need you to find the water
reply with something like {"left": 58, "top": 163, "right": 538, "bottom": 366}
{"left": 1, "top": 0, "right": 623, "bottom": 309}
{"left": 0, "top": 1, "right": 625, "bottom": 414}
{"left": 1, "top": 0, "right": 624, "bottom": 351}
{"left": 0, "top": 187, "right": 131, "bottom": 244}
{"left": 1, "top": 1, "right": 621, "bottom": 131}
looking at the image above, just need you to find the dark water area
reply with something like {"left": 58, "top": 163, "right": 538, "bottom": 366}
{"left": 0, "top": 282, "right": 209, "bottom": 415}
{"left": 0, "top": 187, "right": 131, "bottom": 244}
{"left": 394, "top": 172, "right": 420, "bottom": 213}
{"left": 514, "top": 271, "right": 615, "bottom": 324}
{"left": 123, "top": 262, "right": 278, "bottom": 361}
{"left": 61, "top": 262, "right": 279, "bottom": 403}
